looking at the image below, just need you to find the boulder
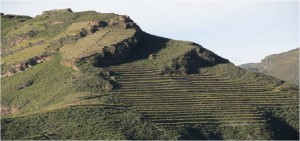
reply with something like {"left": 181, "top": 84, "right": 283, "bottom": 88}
{"left": 105, "top": 83, "right": 113, "bottom": 91}
{"left": 148, "top": 54, "right": 156, "bottom": 60}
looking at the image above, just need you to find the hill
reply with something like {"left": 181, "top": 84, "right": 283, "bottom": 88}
{"left": 1, "top": 9, "right": 299, "bottom": 140}
{"left": 239, "top": 48, "right": 299, "bottom": 85}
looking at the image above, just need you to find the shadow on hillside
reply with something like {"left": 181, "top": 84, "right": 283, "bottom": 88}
{"left": 263, "top": 112, "right": 299, "bottom": 140}
{"left": 179, "top": 126, "right": 223, "bottom": 140}
{"left": 179, "top": 47, "right": 229, "bottom": 74}
{"left": 177, "top": 121, "right": 223, "bottom": 140}
{"left": 126, "top": 32, "right": 170, "bottom": 62}
{"left": 126, "top": 31, "right": 230, "bottom": 74}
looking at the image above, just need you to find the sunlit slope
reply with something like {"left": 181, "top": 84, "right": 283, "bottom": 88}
{"left": 239, "top": 48, "right": 299, "bottom": 85}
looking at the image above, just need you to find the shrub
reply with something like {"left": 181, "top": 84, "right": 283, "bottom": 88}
{"left": 98, "top": 21, "right": 108, "bottom": 27}
{"left": 89, "top": 25, "right": 98, "bottom": 33}
{"left": 72, "top": 64, "right": 112, "bottom": 93}
{"left": 79, "top": 28, "right": 88, "bottom": 37}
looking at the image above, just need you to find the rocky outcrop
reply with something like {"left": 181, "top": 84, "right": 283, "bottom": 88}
{"left": 82, "top": 36, "right": 139, "bottom": 66}
{"left": 1, "top": 55, "right": 52, "bottom": 77}
{"left": 0, "top": 106, "right": 19, "bottom": 115}
{"left": 15, "top": 81, "right": 34, "bottom": 90}
{"left": 162, "top": 43, "right": 229, "bottom": 74}
{"left": 109, "top": 15, "right": 139, "bottom": 29}
{"left": 148, "top": 54, "right": 157, "bottom": 60}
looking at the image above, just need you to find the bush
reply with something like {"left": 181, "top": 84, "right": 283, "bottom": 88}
{"left": 220, "top": 125, "right": 271, "bottom": 140}
{"left": 98, "top": 21, "right": 108, "bottom": 27}
{"left": 79, "top": 28, "right": 88, "bottom": 37}
{"left": 89, "top": 25, "right": 98, "bottom": 33}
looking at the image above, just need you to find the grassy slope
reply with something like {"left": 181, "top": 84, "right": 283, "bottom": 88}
{"left": 1, "top": 54, "right": 74, "bottom": 116}
{"left": 1, "top": 14, "right": 33, "bottom": 36}
{"left": 2, "top": 42, "right": 50, "bottom": 64}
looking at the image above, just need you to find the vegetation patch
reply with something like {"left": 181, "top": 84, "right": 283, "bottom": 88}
{"left": 262, "top": 106, "right": 299, "bottom": 138}
{"left": 72, "top": 63, "right": 113, "bottom": 93}
{"left": 1, "top": 106, "right": 178, "bottom": 140}
{"left": 219, "top": 125, "right": 271, "bottom": 140}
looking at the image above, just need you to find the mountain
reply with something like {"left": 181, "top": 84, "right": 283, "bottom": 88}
{"left": 239, "top": 48, "right": 299, "bottom": 85}
{"left": 1, "top": 9, "right": 299, "bottom": 140}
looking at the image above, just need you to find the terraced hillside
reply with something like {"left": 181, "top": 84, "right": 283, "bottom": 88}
{"left": 1, "top": 9, "right": 138, "bottom": 75}
{"left": 60, "top": 28, "right": 136, "bottom": 61}
{"left": 1, "top": 9, "right": 299, "bottom": 140}
{"left": 105, "top": 62, "right": 298, "bottom": 129}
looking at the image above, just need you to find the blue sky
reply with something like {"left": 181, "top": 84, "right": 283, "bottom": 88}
{"left": 1, "top": 0, "right": 299, "bottom": 65}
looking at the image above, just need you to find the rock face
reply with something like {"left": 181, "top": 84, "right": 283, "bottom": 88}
{"left": 1, "top": 55, "right": 52, "bottom": 77}
{"left": 109, "top": 15, "right": 139, "bottom": 29}
{"left": 239, "top": 48, "right": 299, "bottom": 85}
{"left": 88, "top": 37, "right": 139, "bottom": 66}
{"left": 163, "top": 43, "right": 229, "bottom": 74}
{"left": 78, "top": 39, "right": 137, "bottom": 67}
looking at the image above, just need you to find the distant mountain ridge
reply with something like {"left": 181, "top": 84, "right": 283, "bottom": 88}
{"left": 239, "top": 48, "right": 299, "bottom": 85}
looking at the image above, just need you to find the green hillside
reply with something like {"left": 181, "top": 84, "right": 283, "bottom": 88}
{"left": 239, "top": 48, "right": 299, "bottom": 85}
{"left": 1, "top": 9, "right": 299, "bottom": 140}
